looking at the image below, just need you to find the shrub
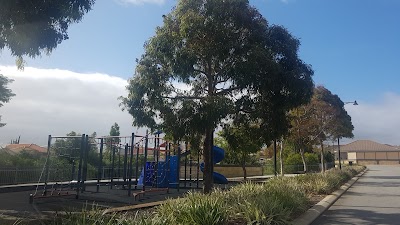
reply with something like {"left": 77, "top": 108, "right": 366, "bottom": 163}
{"left": 44, "top": 165, "right": 366, "bottom": 225}
{"left": 225, "top": 180, "right": 309, "bottom": 224}
{"left": 157, "top": 192, "right": 227, "bottom": 225}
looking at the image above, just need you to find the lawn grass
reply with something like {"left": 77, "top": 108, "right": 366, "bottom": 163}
{"left": 40, "top": 165, "right": 365, "bottom": 225}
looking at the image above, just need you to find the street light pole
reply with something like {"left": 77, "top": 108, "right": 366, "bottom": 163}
{"left": 337, "top": 137, "right": 341, "bottom": 170}
{"left": 337, "top": 100, "right": 358, "bottom": 170}
{"left": 344, "top": 101, "right": 358, "bottom": 106}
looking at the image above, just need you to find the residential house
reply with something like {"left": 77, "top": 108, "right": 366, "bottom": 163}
{"left": 2, "top": 144, "right": 47, "bottom": 155}
{"left": 339, "top": 140, "right": 400, "bottom": 165}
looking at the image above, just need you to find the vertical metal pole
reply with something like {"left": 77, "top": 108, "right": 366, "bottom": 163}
{"left": 338, "top": 138, "right": 342, "bottom": 170}
{"left": 108, "top": 139, "right": 113, "bottom": 181}
{"left": 135, "top": 142, "right": 140, "bottom": 188}
{"left": 166, "top": 141, "right": 170, "bottom": 188}
{"left": 177, "top": 144, "right": 181, "bottom": 192}
{"left": 154, "top": 135, "right": 158, "bottom": 187}
{"left": 184, "top": 142, "right": 187, "bottom": 188}
{"left": 274, "top": 139, "right": 277, "bottom": 176}
{"left": 123, "top": 143, "right": 128, "bottom": 183}
{"left": 197, "top": 147, "right": 200, "bottom": 189}
{"left": 43, "top": 135, "right": 52, "bottom": 196}
{"left": 76, "top": 134, "right": 85, "bottom": 199}
{"left": 128, "top": 133, "right": 134, "bottom": 196}
{"left": 97, "top": 138, "right": 104, "bottom": 193}
{"left": 189, "top": 148, "right": 192, "bottom": 188}
{"left": 156, "top": 134, "right": 160, "bottom": 187}
{"left": 111, "top": 144, "right": 116, "bottom": 189}
{"left": 118, "top": 145, "right": 121, "bottom": 179}
{"left": 82, "top": 135, "right": 89, "bottom": 192}
{"left": 143, "top": 131, "right": 149, "bottom": 191}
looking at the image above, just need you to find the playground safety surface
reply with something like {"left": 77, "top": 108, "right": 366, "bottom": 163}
{"left": 0, "top": 185, "right": 200, "bottom": 224}
{"left": 0, "top": 175, "right": 275, "bottom": 224}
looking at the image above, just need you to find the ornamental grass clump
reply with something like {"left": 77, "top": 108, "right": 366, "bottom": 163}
{"left": 45, "top": 166, "right": 366, "bottom": 225}
{"left": 156, "top": 191, "right": 228, "bottom": 225}
{"left": 48, "top": 208, "right": 130, "bottom": 225}
{"left": 293, "top": 166, "right": 365, "bottom": 195}
{"left": 226, "top": 181, "right": 309, "bottom": 224}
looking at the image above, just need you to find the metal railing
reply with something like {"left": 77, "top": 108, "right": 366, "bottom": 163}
{"left": 1, "top": 163, "right": 336, "bottom": 186}
{"left": 262, "top": 162, "right": 336, "bottom": 175}
{"left": 0, "top": 166, "right": 144, "bottom": 186}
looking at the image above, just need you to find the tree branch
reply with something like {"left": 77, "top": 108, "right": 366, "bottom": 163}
{"left": 162, "top": 95, "right": 204, "bottom": 100}
{"left": 215, "top": 86, "right": 241, "bottom": 95}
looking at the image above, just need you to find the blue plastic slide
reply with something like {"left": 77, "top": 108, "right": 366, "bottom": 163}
{"left": 200, "top": 146, "right": 228, "bottom": 184}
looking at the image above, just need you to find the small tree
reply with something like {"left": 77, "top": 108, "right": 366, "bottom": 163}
{"left": 0, "top": 74, "right": 15, "bottom": 127}
{"left": 106, "top": 123, "right": 120, "bottom": 164}
{"left": 220, "top": 124, "right": 263, "bottom": 180}
{"left": 288, "top": 86, "right": 354, "bottom": 173}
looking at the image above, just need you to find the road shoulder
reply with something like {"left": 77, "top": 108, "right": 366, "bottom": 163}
{"left": 291, "top": 168, "right": 368, "bottom": 225}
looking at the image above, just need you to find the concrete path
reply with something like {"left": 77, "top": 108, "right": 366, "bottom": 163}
{"left": 312, "top": 165, "right": 400, "bottom": 225}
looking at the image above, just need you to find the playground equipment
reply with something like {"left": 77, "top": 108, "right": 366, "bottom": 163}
{"left": 30, "top": 132, "right": 202, "bottom": 203}
{"left": 30, "top": 134, "right": 87, "bottom": 203}
{"left": 200, "top": 146, "right": 228, "bottom": 184}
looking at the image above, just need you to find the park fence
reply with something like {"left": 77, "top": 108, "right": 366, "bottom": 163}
{"left": 1, "top": 163, "right": 336, "bottom": 186}
{"left": 0, "top": 166, "right": 139, "bottom": 186}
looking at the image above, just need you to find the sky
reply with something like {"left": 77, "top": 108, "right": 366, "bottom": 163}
{"left": 1, "top": 0, "right": 400, "bottom": 146}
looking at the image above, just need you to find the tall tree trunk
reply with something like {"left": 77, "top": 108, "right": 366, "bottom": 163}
{"left": 280, "top": 139, "right": 284, "bottom": 176}
{"left": 320, "top": 139, "right": 325, "bottom": 173}
{"left": 203, "top": 127, "right": 214, "bottom": 194}
{"left": 300, "top": 149, "right": 307, "bottom": 173}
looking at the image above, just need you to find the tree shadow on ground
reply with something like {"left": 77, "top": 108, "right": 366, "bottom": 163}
{"left": 312, "top": 208, "right": 400, "bottom": 225}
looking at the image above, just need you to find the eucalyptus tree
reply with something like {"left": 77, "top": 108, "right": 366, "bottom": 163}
{"left": 233, "top": 25, "right": 314, "bottom": 175}
{"left": 0, "top": 74, "right": 15, "bottom": 127}
{"left": 121, "top": 0, "right": 313, "bottom": 193}
{"left": 0, "top": 0, "right": 95, "bottom": 67}
{"left": 307, "top": 86, "right": 354, "bottom": 171}
{"left": 288, "top": 86, "right": 354, "bottom": 172}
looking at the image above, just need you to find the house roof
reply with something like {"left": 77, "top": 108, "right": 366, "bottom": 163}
{"left": 340, "top": 140, "right": 400, "bottom": 152}
{"left": 4, "top": 144, "right": 47, "bottom": 154}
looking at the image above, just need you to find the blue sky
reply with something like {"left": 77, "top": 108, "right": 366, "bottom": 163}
{"left": 2, "top": 0, "right": 399, "bottom": 101}
{"left": 1, "top": 0, "right": 400, "bottom": 145}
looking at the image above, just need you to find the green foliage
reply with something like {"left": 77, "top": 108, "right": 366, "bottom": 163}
{"left": 0, "top": 0, "right": 95, "bottom": 65}
{"left": 287, "top": 86, "right": 354, "bottom": 166}
{"left": 293, "top": 166, "right": 365, "bottom": 195}
{"left": 283, "top": 152, "right": 319, "bottom": 173}
{"left": 158, "top": 192, "right": 227, "bottom": 225}
{"left": 42, "top": 165, "right": 365, "bottom": 225}
{"left": 0, "top": 150, "right": 46, "bottom": 167}
{"left": 217, "top": 125, "right": 263, "bottom": 169}
{"left": 323, "top": 151, "right": 335, "bottom": 163}
{"left": 284, "top": 153, "right": 302, "bottom": 166}
{"left": 0, "top": 74, "right": 15, "bottom": 127}
{"left": 304, "top": 152, "right": 319, "bottom": 164}
{"left": 120, "top": 0, "right": 314, "bottom": 192}
{"left": 47, "top": 205, "right": 131, "bottom": 225}
{"left": 226, "top": 181, "right": 309, "bottom": 224}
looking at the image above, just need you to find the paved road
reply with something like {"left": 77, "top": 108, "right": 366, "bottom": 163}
{"left": 312, "top": 165, "right": 400, "bottom": 225}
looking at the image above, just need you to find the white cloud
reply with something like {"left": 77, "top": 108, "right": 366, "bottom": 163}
{"left": 115, "top": 0, "right": 166, "bottom": 6}
{"left": 343, "top": 92, "right": 400, "bottom": 146}
{"left": 0, "top": 66, "right": 145, "bottom": 147}
{"left": 1, "top": 66, "right": 400, "bottom": 147}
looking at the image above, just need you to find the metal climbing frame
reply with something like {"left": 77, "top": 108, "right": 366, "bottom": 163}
{"left": 29, "top": 132, "right": 203, "bottom": 203}
{"left": 30, "top": 134, "right": 88, "bottom": 203}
